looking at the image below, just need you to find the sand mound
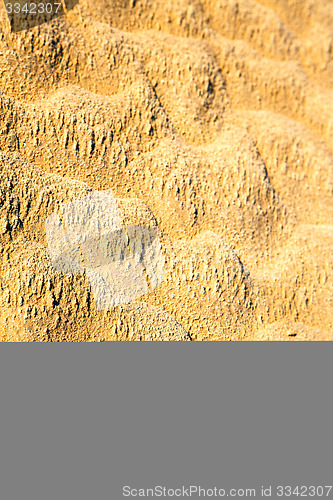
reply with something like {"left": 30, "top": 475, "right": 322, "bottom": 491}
{"left": 0, "top": 0, "right": 332, "bottom": 340}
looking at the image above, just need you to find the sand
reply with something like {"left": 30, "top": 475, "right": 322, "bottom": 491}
{"left": 0, "top": 0, "right": 332, "bottom": 341}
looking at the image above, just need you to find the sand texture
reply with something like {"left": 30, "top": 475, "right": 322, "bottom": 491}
{"left": 0, "top": 0, "right": 332, "bottom": 341}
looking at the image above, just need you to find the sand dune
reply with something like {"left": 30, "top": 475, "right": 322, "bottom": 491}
{"left": 0, "top": 0, "right": 332, "bottom": 340}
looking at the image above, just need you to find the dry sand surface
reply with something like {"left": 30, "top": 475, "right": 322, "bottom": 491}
{"left": 0, "top": 0, "right": 332, "bottom": 341}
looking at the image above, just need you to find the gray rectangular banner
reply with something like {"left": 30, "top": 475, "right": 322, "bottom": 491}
{"left": 0, "top": 343, "right": 332, "bottom": 500}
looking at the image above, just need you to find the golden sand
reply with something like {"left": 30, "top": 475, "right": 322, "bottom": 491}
{"left": 0, "top": 0, "right": 332, "bottom": 340}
